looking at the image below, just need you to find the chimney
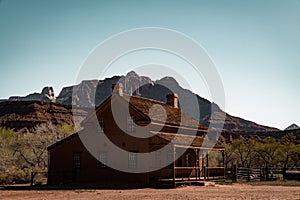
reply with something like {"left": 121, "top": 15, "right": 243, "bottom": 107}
{"left": 166, "top": 93, "right": 178, "bottom": 108}
{"left": 112, "top": 83, "right": 123, "bottom": 96}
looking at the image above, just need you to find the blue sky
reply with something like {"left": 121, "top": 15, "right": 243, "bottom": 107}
{"left": 0, "top": 0, "right": 299, "bottom": 129}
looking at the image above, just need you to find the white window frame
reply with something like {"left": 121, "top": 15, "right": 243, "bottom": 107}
{"left": 128, "top": 152, "right": 137, "bottom": 169}
{"left": 97, "top": 118, "right": 104, "bottom": 133}
{"left": 167, "top": 150, "right": 174, "bottom": 163}
{"left": 73, "top": 152, "right": 81, "bottom": 169}
{"left": 186, "top": 153, "right": 192, "bottom": 167}
{"left": 99, "top": 152, "right": 107, "bottom": 168}
{"left": 154, "top": 150, "right": 161, "bottom": 167}
{"left": 127, "top": 116, "right": 135, "bottom": 133}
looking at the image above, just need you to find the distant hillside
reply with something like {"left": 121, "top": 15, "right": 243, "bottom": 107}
{"left": 201, "top": 112, "right": 279, "bottom": 133}
{"left": 239, "top": 129, "right": 300, "bottom": 141}
{"left": 0, "top": 101, "right": 90, "bottom": 133}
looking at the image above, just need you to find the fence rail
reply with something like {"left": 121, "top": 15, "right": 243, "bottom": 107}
{"left": 31, "top": 171, "right": 48, "bottom": 186}
{"left": 229, "top": 166, "right": 300, "bottom": 182}
{"left": 237, "top": 167, "right": 262, "bottom": 181}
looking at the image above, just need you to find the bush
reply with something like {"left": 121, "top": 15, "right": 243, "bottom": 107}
{"left": 0, "top": 168, "right": 31, "bottom": 185}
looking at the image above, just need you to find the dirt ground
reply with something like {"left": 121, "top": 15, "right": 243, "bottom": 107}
{"left": 0, "top": 184, "right": 299, "bottom": 200}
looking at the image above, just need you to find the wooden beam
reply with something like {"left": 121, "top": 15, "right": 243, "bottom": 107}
{"left": 173, "top": 144, "right": 224, "bottom": 151}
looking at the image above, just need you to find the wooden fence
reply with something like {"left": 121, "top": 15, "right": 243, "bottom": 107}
{"left": 236, "top": 167, "right": 263, "bottom": 181}
{"left": 229, "top": 166, "right": 300, "bottom": 182}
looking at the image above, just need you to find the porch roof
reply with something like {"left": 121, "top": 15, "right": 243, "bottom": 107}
{"left": 151, "top": 131, "right": 224, "bottom": 150}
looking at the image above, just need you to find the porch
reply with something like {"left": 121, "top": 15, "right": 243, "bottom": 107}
{"left": 156, "top": 144, "right": 225, "bottom": 188}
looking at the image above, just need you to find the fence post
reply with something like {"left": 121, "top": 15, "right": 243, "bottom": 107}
{"left": 282, "top": 167, "right": 287, "bottom": 180}
{"left": 30, "top": 172, "right": 34, "bottom": 186}
{"left": 247, "top": 168, "right": 250, "bottom": 182}
{"left": 232, "top": 164, "right": 237, "bottom": 182}
{"left": 260, "top": 167, "right": 262, "bottom": 181}
{"left": 265, "top": 166, "right": 269, "bottom": 181}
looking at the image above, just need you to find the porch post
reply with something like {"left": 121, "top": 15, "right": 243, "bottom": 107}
{"left": 197, "top": 149, "right": 200, "bottom": 180}
{"left": 206, "top": 152, "right": 209, "bottom": 180}
{"left": 194, "top": 149, "right": 198, "bottom": 180}
{"left": 222, "top": 150, "right": 225, "bottom": 178}
{"left": 222, "top": 150, "right": 225, "bottom": 166}
{"left": 173, "top": 145, "right": 176, "bottom": 187}
{"left": 199, "top": 149, "right": 204, "bottom": 179}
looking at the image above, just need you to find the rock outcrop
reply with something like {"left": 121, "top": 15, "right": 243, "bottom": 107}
{"left": 9, "top": 86, "right": 56, "bottom": 103}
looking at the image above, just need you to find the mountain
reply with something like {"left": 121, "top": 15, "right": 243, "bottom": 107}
{"left": 2, "top": 71, "right": 279, "bottom": 133}
{"left": 56, "top": 71, "right": 154, "bottom": 107}
{"left": 55, "top": 71, "right": 218, "bottom": 120}
{"left": 285, "top": 124, "right": 300, "bottom": 131}
{"left": 56, "top": 71, "right": 278, "bottom": 133}
{"left": 200, "top": 112, "right": 279, "bottom": 133}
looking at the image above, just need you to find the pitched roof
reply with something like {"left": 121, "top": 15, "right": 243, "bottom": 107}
{"left": 121, "top": 94, "right": 206, "bottom": 130}
{"left": 47, "top": 132, "right": 79, "bottom": 151}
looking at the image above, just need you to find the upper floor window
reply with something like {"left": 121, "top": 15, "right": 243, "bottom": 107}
{"left": 128, "top": 152, "right": 137, "bottom": 169}
{"left": 154, "top": 150, "right": 161, "bottom": 167}
{"left": 97, "top": 118, "right": 104, "bottom": 133}
{"left": 186, "top": 153, "right": 192, "bottom": 167}
{"left": 99, "top": 152, "right": 107, "bottom": 168}
{"left": 127, "top": 116, "right": 135, "bottom": 133}
{"left": 73, "top": 152, "right": 81, "bottom": 169}
{"left": 84, "top": 122, "right": 93, "bottom": 129}
{"left": 167, "top": 150, "right": 174, "bottom": 163}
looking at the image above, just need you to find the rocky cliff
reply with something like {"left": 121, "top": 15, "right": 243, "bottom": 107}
{"left": 0, "top": 101, "right": 90, "bottom": 133}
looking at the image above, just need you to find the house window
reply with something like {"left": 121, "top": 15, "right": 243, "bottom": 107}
{"left": 99, "top": 152, "right": 107, "bottom": 168}
{"left": 127, "top": 116, "right": 135, "bottom": 133}
{"left": 167, "top": 150, "right": 173, "bottom": 163}
{"left": 155, "top": 151, "right": 161, "bottom": 167}
{"left": 97, "top": 118, "right": 104, "bottom": 133}
{"left": 73, "top": 152, "right": 81, "bottom": 169}
{"left": 128, "top": 152, "right": 137, "bottom": 169}
{"left": 84, "top": 122, "right": 93, "bottom": 129}
{"left": 186, "top": 154, "right": 192, "bottom": 167}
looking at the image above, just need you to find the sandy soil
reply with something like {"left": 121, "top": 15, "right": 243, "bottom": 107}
{"left": 0, "top": 184, "right": 299, "bottom": 200}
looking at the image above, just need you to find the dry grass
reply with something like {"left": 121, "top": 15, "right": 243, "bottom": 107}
{"left": 243, "top": 180, "right": 300, "bottom": 187}
{"left": 0, "top": 184, "right": 299, "bottom": 200}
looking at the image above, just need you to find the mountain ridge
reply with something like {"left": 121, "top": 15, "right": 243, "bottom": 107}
{"left": 1, "top": 71, "right": 279, "bottom": 133}
{"left": 285, "top": 123, "right": 300, "bottom": 131}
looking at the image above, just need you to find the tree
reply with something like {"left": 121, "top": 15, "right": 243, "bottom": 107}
{"left": 0, "top": 127, "right": 20, "bottom": 170}
{"left": 290, "top": 143, "right": 300, "bottom": 168}
{"left": 254, "top": 137, "right": 279, "bottom": 167}
{"left": 223, "top": 142, "right": 237, "bottom": 168}
{"left": 232, "top": 138, "right": 256, "bottom": 168}
{"left": 0, "top": 122, "right": 76, "bottom": 184}
{"left": 12, "top": 122, "right": 75, "bottom": 169}
{"left": 278, "top": 133, "right": 296, "bottom": 173}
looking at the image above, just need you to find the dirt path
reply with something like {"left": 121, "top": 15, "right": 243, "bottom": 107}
{"left": 0, "top": 184, "right": 299, "bottom": 200}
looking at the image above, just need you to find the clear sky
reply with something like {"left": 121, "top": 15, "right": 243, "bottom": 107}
{"left": 0, "top": 0, "right": 299, "bottom": 130}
